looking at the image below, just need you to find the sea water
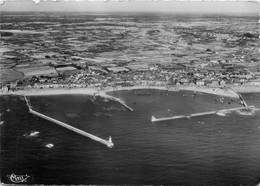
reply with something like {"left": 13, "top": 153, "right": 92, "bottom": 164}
{"left": 1, "top": 90, "right": 260, "bottom": 185}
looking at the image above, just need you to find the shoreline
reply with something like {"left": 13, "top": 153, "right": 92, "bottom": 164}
{"left": 0, "top": 85, "right": 259, "bottom": 98}
{"left": 229, "top": 85, "right": 260, "bottom": 93}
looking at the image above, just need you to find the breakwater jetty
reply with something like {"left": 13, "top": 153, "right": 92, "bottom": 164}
{"left": 110, "top": 96, "right": 133, "bottom": 111}
{"left": 97, "top": 92, "right": 133, "bottom": 112}
{"left": 238, "top": 93, "right": 248, "bottom": 107}
{"left": 151, "top": 106, "right": 256, "bottom": 122}
{"left": 24, "top": 96, "right": 114, "bottom": 148}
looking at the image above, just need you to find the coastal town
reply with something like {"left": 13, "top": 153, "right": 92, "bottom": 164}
{"left": 1, "top": 7, "right": 260, "bottom": 186}
{"left": 0, "top": 13, "right": 259, "bottom": 93}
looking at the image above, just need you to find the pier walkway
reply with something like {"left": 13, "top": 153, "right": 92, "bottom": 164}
{"left": 24, "top": 96, "right": 114, "bottom": 148}
{"left": 151, "top": 106, "right": 256, "bottom": 122}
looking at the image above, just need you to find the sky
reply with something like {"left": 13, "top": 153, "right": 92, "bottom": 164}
{"left": 0, "top": 1, "right": 259, "bottom": 15}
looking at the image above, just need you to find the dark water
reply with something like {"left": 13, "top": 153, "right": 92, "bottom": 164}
{"left": 1, "top": 90, "right": 260, "bottom": 185}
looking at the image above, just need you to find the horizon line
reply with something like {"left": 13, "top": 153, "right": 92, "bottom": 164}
{"left": 0, "top": 10, "right": 258, "bottom": 15}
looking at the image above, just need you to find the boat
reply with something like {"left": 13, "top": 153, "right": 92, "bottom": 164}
{"left": 23, "top": 131, "right": 39, "bottom": 138}
{"left": 45, "top": 143, "right": 54, "bottom": 148}
{"left": 29, "top": 131, "right": 39, "bottom": 137}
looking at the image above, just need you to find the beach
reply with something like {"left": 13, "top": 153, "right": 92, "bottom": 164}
{"left": 177, "top": 86, "right": 240, "bottom": 98}
{"left": 1, "top": 85, "right": 259, "bottom": 98}
{"left": 229, "top": 85, "right": 260, "bottom": 93}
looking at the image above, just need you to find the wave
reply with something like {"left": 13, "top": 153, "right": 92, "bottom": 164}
{"left": 216, "top": 107, "right": 258, "bottom": 116}
{"left": 216, "top": 110, "right": 231, "bottom": 116}
{"left": 93, "top": 112, "right": 113, "bottom": 118}
{"left": 65, "top": 113, "right": 81, "bottom": 118}
{"left": 235, "top": 107, "right": 257, "bottom": 116}
{"left": 23, "top": 131, "right": 39, "bottom": 138}
{"left": 102, "top": 106, "right": 126, "bottom": 111}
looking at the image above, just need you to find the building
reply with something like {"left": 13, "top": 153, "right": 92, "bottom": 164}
{"left": 107, "top": 67, "right": 129, "bottom": 73}
{"left": 55, "top": 66, "right": 78, "bottom": 75}
{"left": 126, "top": 64, "right": 149, "bottom": 71}
{"left": 17, "top": 66, "right": 58, "bottom": 78}
{"left": 196, "top": 80, "right": 205, "bottom": 86}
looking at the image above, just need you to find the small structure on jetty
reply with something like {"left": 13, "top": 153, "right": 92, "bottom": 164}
{"left": 23, "top": 96, "right": 114, "bottom": 148}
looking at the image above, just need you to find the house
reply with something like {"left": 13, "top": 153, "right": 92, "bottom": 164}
{"left": 204, "top": 80, "right": 212, "bottom": 85}
{"left": 196, "top": 80, "right": 205, "bottom": 86}
{"left": 10, "top": 81, "right": 17, "bottom": 88}
{"left": 233, "top": 78, "right": 241, "bottom": 84}
{"left": 219, "top": 80, "right": 226, "bottom": 86}
{"left": 1, "top": 86, "right": 8, "bottom": 92}
{"left": 180, "top": 78, "right": 189, "bottom": 84}
{"left": 211, "top": 79, "right": 219, "bottom": 86}
{"left": 34, "top": 83, "right": 40, "bottom": 88}
{"left": 27, "top": 85, "right": 32, "bottom": 89}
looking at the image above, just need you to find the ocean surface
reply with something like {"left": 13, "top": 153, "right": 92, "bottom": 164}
{"left": 1, "top": 89, "right": 260, "bottom": 185}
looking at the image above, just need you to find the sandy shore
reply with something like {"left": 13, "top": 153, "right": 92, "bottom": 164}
{"left": 0, "top": 85, "right": 259, "bottom": 98}
{"left": 0, "top": 85, "right": 178, "bottom": 97}
{"left": 229, "top": 85, "right": 260, "bottom": 93}
{"left": 11, "top": 87, "right": 98, "bottom": 96}
{"left": 104, "top": 85, "right": 240, "bottom": 98}
{"left": 178, "top": 86, "right": 240, "bottom": 98}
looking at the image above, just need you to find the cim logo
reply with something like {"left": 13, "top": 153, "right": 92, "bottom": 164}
{"left": 7, "top": 173, "right": 30, "bottom": 183}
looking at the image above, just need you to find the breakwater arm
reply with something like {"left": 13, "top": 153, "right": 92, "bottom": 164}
{"left": 24, "top": 96, "right": 114, "bottom": 148}
{"left": 24, "top": 95, "right": 31, "bottom": 109}
{"left": 97, "top": 92, "right": 133, "bottom": 112}
{"left": 29, "top": 108, "right": 114, "bottom": 148}
{"left": 109, "top": 96, "right": 133, "bottom": 112}
{"left": 151, "top": 106, "right": 255, "bottom": 122}
{"left": 238, "top": 94, "right": 248, "bottom": 107}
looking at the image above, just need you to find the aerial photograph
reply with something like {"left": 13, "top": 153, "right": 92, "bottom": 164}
{"left": 0, "top": 0, "right": 259, "bottom": 185}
